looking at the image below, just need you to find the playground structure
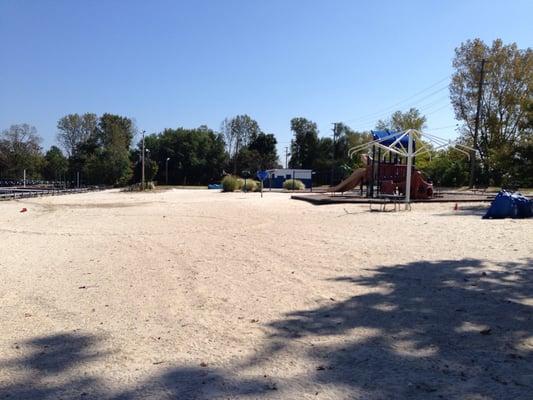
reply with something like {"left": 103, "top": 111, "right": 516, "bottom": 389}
{"left": 328, "top": 129, "right": 475, "bottom": 203}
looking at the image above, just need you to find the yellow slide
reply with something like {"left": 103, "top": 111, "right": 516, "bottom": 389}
{"left": 329, "top": 167, "right": 367, "bottom": 193}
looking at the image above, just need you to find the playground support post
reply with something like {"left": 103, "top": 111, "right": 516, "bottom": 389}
{"left": 405, "top": 130, "right": 413, "bottom": 204}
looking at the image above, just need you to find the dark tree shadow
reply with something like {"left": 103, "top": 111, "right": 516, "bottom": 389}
{"left": 0, "top": 334, "right": 272, "bottom": 399}
{"left": 435, "top": 204, "right": 489, "bottom": 217}
{"left": 111, "top": 368, "right": 274, "bottom": 400}
{"left": 2, "top": 258, "right": 532, "bottom": 399}
{"left": 0, "top": 333, "right": 106, "bottom": 399}
{"left": 263, "top": 258, "right": 533, "bottom": 399}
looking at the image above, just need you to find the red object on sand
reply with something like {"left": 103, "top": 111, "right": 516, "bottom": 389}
{"left": 20, "top": 208, "right": 27, "bottom": 213}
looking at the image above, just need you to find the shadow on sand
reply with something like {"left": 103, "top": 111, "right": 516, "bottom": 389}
{"left": 435, "top": 204, "right": 489, "bottom": 217}
{"left": 1, "top": 258, "right": 531, "bottom": 399}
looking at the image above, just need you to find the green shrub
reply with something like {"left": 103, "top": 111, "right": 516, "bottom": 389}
{"left": 242, "top": 179, "right": 258, "bottom": 192}
{"left": 223, "top": 176, "right": 261, "bottom": 192}
{"left": 253, "top": 180, "right": 264, "bottom": 192}
{"left": 122, "top": 181, "right": 156, "bottom": 191}
{"left": 222, "top": 175, "right": 239, "bottom": 192}
{"left": 283, "top": 179, "right": 305, "bottom": 190}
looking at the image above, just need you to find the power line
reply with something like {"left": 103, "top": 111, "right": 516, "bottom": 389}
{"left": 345, "top": 95, "right": 452, "bottom": 131}
{"left": 343, "top": 75, "right": 450, "bottom": 124}
{"left": 429, "top": 124, "right": 458, "bottom": 131}
{"left": 423, "top": 103, "right": 453, "bottom": 116}
{"left": 343, "top": 85, "right": 450, "bottom": 128}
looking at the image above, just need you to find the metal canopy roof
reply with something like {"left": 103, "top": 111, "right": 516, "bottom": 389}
{"left": 371, "top": 130, "right": 411, "bottom": 148}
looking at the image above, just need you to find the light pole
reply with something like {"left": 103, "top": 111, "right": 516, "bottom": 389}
{"left": 165, "top": 157, "right": 170, "bottom": 185}
{"left": 141, "top": 130, "right": 146, "bottom": 189}
{"left": 331, "top": 122, "right": 338, "bottom": 186}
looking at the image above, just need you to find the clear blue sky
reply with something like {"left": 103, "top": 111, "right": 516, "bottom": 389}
{"left": 1, "top": 0, "right": 531, "bottom": 157}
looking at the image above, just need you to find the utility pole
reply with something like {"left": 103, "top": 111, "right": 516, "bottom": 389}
{"left": 331, "top": 123, "right": 338, "bottom": 186}
{"left": 285, "top": 146, "right": 289, "bottom": 169}
{"left": 165, "top": 157, "right": 170, "bottom": 185}
{"left": 469, "top": 59, "right": 485, "bottom": 189}
{"left": 141, "top": 130, "right": 146, "bottom": 189}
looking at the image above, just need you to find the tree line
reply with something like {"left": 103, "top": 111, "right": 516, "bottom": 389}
{"left": 0, "top": 113, "right": 281, "bottom": 187}
{"left": 1, "top": 38, "right": 531, "bottom": 188}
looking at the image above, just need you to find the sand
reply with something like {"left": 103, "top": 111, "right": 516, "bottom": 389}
{"left": 0, "top": 189, "right": 532, "bottom": 399}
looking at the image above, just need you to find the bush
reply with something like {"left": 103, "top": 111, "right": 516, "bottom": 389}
{"left": 222, "top": 176, "right": 260, "bottom": 192}
{"left": 122, "top": 181, "right": 156, "bottom": 191}
{"left": 242, "top": 179, "right": 258, "bottom": 192}
{"left": 283, "top": 179, "right": 305, "bottom": 190}
{"left": 253, "top": 180, "right": 264, "bottom": 192}
{"left": 221, "top": 175, "right": 239, "bottom": 192}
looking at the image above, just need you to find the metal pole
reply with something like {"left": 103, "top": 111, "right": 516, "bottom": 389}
{"left": 377, "top": 147, "right": 381, "bottom": 196}
{"left": 470, "top": 59, "right": 485, "bottom": 188}
{"left": 405, "top": 130, "right": 414, "bottom": 204}
{"left": 292, "top": 169, "right": 295, "bottom": 190}
{"left": 331, "top": 123, "right": 337, "bottom": 186}
{"left": 77, "top": 171, "right": 80, "bottom": 188}
{"left": 285, "top": 147, "right": 289, "bottom": 169}
{"left": 165, "top": 157, "right": 170, "bottom": 185}
{"left": 141, "top": 130, "right": 146, "bottom": 189}
{"left": 23, "top": 169, "right": 26, "bottom": 188}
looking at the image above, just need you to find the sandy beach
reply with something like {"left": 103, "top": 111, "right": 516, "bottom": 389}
{"left": 0, "top": 189, "right": 532, "bottom": 399}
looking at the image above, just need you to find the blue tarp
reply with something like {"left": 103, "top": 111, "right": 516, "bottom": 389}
{"left": 208, "top": 183, "right": 222, "bottom": 190}
{"left": 372, "top": 130, "right": 412, "bottom": 148}
{"left": 483, "top": 190, "right": 533, "bottom": 219}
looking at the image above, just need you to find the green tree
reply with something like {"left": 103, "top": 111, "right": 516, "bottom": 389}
{"left": 95, "top": 114, "right": 134, "bottom": 185}
{"left": 0, "top": 124, "right": 44, "bottom": 179}
{"left": 288, "top": 117, "right": 319, "bottom": 169}
{"left": 43, "top": 146, "right": 68, "bottom": 181}
{"left": 425, "top": 148, "right": 469, "bottom": 187}
{"left": 57, "top": 113, "right": 98, "bottom": 157}
{"left": 132, "top": 156, "right": 159, "bottom": 182}
{"left": 376, "top": 108, "right": 427, "bottom": 131}
{"left": 137, "top": 126, "right": 226, "bottom": 185}
{"left": 450, "top": 38, "right": 532, "bottom": 185}
{"left": 65, "top": 113, "right": 134, "bottom": 186}
{"left": 237, "top": 132, "right": 279, "bottom": 173}
{"left": 335, "top": 124, "right": 372, "bottom": 171}
{"left": 221, "top": 115, "right": 261, "bottom": 174}
{"left": 510, "top": 100, "right": 533, "bottom": 187}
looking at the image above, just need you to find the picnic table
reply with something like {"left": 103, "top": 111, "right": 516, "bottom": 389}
{"left": 369, "top": 194, "right": 408, "bottom": 212}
